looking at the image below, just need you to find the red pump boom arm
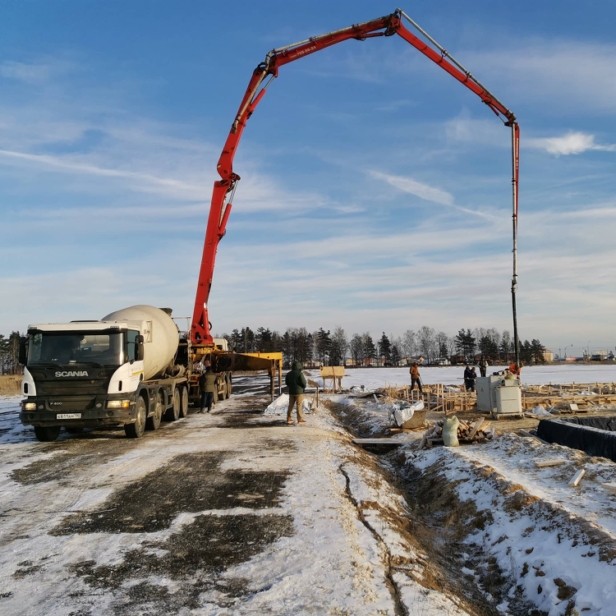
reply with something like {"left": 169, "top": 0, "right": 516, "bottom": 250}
{"left": 192, "top": 8, "right": 521, "bottom": 362}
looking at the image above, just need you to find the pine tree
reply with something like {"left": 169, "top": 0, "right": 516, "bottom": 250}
{"left": 362, "top": 333, "right": 376, "bottom": 362}
{"left": 391, "top": 344, "right": 401, "bottom": 366}
{"left": 530, "top": 339, "right": 546, "bottom": 364}
{"left": 455, "top": 329, "right": 476, "bottom": 361}
{"left": 315, "top": 328, "right": 332, "bottom": 364}
{"left": 378, "top": 333, "right": 392, "bottom": 364}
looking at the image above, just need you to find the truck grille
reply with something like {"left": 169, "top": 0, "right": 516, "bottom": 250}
{"left": 35, "top": 380, "right": 109, "bottom": 396}
{"left": 48, "top": 396, "right": 98, "bottom": 411}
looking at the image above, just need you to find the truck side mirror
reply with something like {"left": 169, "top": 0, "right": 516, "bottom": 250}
{"left": 135, "top": 335, "right": 145, "bottom": 362}
{"left": 19, "top": 338, "right": 28, "bottom": 365}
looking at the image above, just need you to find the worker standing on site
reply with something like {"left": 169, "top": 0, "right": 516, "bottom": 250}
{"left": 285, "top": 361, "right": 307, "bottom": 424}
{"left": 199, "top": 366, "right": 218, "bottom": 413}
{"left": 509, "top": 361, "right": 522, "bottom": 379}
{"left": 409, "top": 361, "right": 422, "bottom": 393}
{"left": 479, "top": 357, "right": 488, "bottom": 378}
{"left": 464, "top": 365, "right": 474, "bottom": 391}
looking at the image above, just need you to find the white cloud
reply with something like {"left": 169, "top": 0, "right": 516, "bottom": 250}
{"left": 445, "top": 116, "right": 616, "bottom": 160}
{"left": 0, "top": 59, "right": 75, "bottom": 84}
{"left": 527, "top": 132, "right": 616, "bottom": 156}
{"left": 369, "top": 170, "right": 453, "bottom": 205}
{"left": 368, "top": 169, "right": 497, "bottom": 220}
{"left": 0, "top": 148, "right": 207, "bottom": 198}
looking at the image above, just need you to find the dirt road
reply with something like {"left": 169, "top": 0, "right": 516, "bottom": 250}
{"left": 0, "top": 380, "right": 475, "bottom": 616}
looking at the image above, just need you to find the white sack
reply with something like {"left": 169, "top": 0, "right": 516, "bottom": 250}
{"left": 393, "top": 400, "right": 424, "bottom": 427}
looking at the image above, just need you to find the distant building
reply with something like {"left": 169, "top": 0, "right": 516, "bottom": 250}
{"left": 542, "top": 350, "right": 554, "bottom": 362}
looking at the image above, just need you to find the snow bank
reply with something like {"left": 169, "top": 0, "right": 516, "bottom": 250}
{"left": 410, "top": 442, "right": 616, "bottom": 615}
{"left": 264, "top": 394, "right": 313, "bottom": 415}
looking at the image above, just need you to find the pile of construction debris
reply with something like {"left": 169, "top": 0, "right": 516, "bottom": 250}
{"left": 419, "top": 417, "right": 496, "bottom": 449}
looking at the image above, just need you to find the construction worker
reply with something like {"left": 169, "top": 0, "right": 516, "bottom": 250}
{"left": 198, "top": 366, "right": 218, "bottom": 413}
{"left": 509, "top": 361, "right": 522, "bottom": 378}
{"left": 479, "top": 356, "right": 488, "bottom": 377}
{"left": 285, "top": 361, "right": 307, "bottom": 424}
{"left": 464, "top": 365, "right": 473, "bottom": 391}
{"left": 409, "top": 361, "right": 422, "bottom": 393}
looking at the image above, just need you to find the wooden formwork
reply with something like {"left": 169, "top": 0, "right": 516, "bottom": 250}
{"left": 381, "top": 381, "right": 616, "bottom": 416}
{"left": 382, "top": 383, "right": 476, "bottom": 415}
{"left": 521, "top": 382, "right": 616, "bottom": 411}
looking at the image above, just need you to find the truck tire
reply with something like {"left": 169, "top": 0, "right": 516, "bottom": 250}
{"left": 125, "top": 395, "right": 147, "bottom": 438}
{"left": 34, "top": 426, "right": 61, "bottom": 442}
{"left": 165, "top": 388, "right": 180, "bottom": 422}
{"left": 179, "top": 387, "right": 189, "bottom": 418}
{"left": 147, "top": 390, "right": 163, "bottom": 430}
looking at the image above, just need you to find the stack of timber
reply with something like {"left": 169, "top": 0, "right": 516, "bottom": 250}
{"left": 419, "top": 417, "right": 496, "bottom": 449}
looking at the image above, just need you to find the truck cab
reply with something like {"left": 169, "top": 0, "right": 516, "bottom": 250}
{"left": 20, "top": 321, "right": 147, "bottom": 441}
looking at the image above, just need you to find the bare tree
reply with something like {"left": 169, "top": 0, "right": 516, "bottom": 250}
{"left": 418, "top": 326, "right": 436, "bottom": 362}
{"left": 330, "top": 327, "right": 348, "bottom": 365}
{"left": 349, "top": 334, "right": 365, "bottom": 364}
{"left": 401, "top": 330, "right": 416, "bottom": 360}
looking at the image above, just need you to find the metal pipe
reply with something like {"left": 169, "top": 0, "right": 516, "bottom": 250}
{"left": 272, "top": 15, "right": 391, "bottom": 54}
{"left": 398, "top": 8, "right": 514, "bottom": 121}
{"left": 511, "top": 123, "right": 520, "bottom": 367}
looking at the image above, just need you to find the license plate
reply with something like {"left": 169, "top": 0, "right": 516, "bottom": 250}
{"left": 57, "top": 413, "right": 82, "bottom": 419}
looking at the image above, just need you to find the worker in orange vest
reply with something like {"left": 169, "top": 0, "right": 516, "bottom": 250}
{"left": 409, "top": 361, "right": 422, "bottom": 393}
{"left": 509, "top": 361, "right": 522, "bottom": 377}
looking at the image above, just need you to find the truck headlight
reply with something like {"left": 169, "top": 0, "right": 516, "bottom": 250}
{"left": 107, "top": 400, "right": 131, "bottom": 409}
{"left": 23, "top": 402, "right": 37, "bottom": 411}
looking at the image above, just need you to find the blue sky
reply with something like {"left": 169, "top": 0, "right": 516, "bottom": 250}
{"left": 1, "top": 0, "right": 615, "bottom": 357}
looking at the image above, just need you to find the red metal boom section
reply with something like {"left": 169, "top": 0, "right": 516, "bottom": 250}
{"left": 191, "top": 8, "right": 519, "bottom": 345}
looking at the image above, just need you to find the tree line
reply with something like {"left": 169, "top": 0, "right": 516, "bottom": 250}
{"left": 0, "top": 332, "right": 24, "bottom": 375}
{"left": 1, "top": 325, "right": 548, "bottom": 372}
{"left": 220, "top": 326, "right": 548, "bottom": 368}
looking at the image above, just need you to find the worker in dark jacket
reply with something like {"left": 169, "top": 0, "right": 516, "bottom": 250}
{"left": 199, "top": 367, "right": 218, "bottom": 413}
{"left": 464, "top": 365, "right": 474, "bottom": 391}
{"left": 285, "top": 361, "right": 307, "bottom": 424}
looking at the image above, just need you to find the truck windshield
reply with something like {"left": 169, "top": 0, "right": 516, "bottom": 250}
{"left": 28, "top": 331, "right": 124, "bottom": 367}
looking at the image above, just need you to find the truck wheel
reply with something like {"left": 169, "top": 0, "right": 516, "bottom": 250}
{"left": 147, "top": 391, "right": 163, "bottom": 430}
{"left": 125, "top": 396, "right": 147, "bottom": 438}
{"left": 34, "top": 426, "right": 61, "bottom": 442}
{"left": 179, "top": 387, "right": 189, "bottom": 418}
{"left": 165, "top": 388, "right": 180, "bottom": 422}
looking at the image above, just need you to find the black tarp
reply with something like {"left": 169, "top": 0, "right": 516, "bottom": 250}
{"left": 537, "top": 416, "right": 616, "bottom": 462}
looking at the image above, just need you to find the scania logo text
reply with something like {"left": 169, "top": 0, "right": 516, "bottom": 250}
{"left": 55, "top": 371, "right": 89, "bottom": 377}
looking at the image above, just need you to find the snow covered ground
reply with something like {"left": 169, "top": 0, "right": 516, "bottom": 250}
{"left": 0, "top": 389, "right": 477, "bottom": 615}
{"left": 310, "top": 364, "right": 616, "bottom": 389}
{"left": 3, "top": 372, "right": 616, "bottom": 615}
{"left": 324, "top": 391, "right": 616, "bottom": 615}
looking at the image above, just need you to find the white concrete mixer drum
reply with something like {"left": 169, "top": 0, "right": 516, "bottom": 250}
{"left": 101, "top": 305, "right": 179, "bottom": 380}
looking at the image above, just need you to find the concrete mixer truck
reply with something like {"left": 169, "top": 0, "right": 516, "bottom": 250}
{"left": 18, "top": 305, "right": 232, "bottom": 442}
